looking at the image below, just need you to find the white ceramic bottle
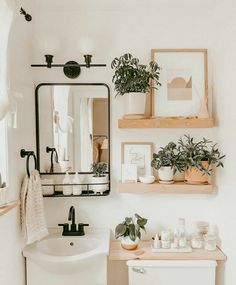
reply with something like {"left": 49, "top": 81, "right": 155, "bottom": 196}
{"left": 63, "top": 172, "right": 72, "bottom": 196}
{"left": 72, "top": 172, "right": 82, "bottom": 195}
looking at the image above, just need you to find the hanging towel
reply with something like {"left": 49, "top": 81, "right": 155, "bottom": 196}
{"left": 20, "top": 170, "right": 48, "bottom": 244}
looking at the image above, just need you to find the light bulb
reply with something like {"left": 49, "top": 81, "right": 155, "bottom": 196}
{"left": 79, "top": 38, "right": 95, "bottom": 55}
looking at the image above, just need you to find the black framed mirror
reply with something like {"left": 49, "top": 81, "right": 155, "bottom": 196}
{"left": 35, "top": 83, "right": 110, "bottom": 196}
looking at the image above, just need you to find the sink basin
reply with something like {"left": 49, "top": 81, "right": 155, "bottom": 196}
{"left": 23, "top": 228, "right": 110, "bottom": 274}
{"left": 37, "top": 237, "right": 100, "bottom": 257}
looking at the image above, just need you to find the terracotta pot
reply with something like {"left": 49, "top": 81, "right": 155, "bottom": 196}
{"left": 120, "top": 236, "right": 139, "bottom": 250}
{"left": 158, "top": 166, "right": 174, "bottom": 182}
{"left": 185, "top": 161, "right": 210, "bottom": 184}
{"left": 124, "top": 92, "right": 146, "bottom": 117}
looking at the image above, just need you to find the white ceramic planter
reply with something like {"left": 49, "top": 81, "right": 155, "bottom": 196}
{"left": 158, "top": 166, "right": 174, "bottom": 182}
{"left": 124, "top": 92, "right": 146, "bottom": 116}
{"left": 91, "top": 176, "right": 108, "bottom": 193}
{"left": 121, "top": 236, "right": 140, "bottom": 250}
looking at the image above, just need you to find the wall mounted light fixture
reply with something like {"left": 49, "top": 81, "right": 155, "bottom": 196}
{"left": 31, "top": 54, "right": 106, "bottom": 79}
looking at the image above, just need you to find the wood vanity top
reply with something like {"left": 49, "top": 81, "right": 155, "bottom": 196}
{"left": 109, "top": 241, "right": 227, "bottom": 261}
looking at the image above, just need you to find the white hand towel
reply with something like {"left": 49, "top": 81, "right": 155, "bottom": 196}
{"left": 20, "top": 170, "right": 48, "bottom": 244}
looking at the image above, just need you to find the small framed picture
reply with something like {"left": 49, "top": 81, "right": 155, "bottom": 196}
{"left": 121, "top": 164, "right": 138, "bottom": 183}
{"left": 121, "top": 142, "right": 154, "bottom": 177}
{"left": 151, "top": 49, "right": 208, "bottom": 117}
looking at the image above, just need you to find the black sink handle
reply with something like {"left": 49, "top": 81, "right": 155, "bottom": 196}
{"left": 78, "top": 223, "right": 89, "bottom": 235}
{"left": 58, "top": 223, "right": 69, "bottom": 234}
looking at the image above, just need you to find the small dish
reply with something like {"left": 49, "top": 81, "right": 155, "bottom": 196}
{"left": 139, "top": 175, "right": 155, "bottom": 184}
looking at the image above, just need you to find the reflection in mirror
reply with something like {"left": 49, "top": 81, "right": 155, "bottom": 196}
{"left": 36, "top": 84, "right": 110, "bottom": 174}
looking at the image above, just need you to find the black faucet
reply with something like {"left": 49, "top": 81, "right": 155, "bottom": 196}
{"left": 58, "top": 206, "right": 89, "bottom": 236}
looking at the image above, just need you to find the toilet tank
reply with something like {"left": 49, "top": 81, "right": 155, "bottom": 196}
{"left": 127, "top": 260, "right": 217, "bottom": 285}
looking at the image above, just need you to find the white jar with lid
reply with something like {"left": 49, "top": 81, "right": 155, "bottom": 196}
{"left": 191, "top": 233, "right": 203, "bottom": 249}
{"left": 204, "top": 235, "right": 217, "bottom": 251}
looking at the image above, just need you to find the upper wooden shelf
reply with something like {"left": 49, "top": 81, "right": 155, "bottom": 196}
{"left": 118, "top": 117, "right": 214, "bottom": 128}
{"left": 0, "top": 200, "right": 19, "bottom": 217}
{"left": 118, "top": 181, "right": 214, "bottom": 194}
{"left": 109, "top": 241, "right": 227, "bottom": 261}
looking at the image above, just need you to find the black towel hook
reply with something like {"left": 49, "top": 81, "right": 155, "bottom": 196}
{"left": 20, "top": 149, "right": 37, "bottom": 177}
{"left": 46, "top": 146, "right": 59, "bottom": 173}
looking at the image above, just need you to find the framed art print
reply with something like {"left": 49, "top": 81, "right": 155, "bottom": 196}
{"left": 121, "top": 142, "right": 153, "bottom": 177}
{"left": 151, "top": 49, "right": 208, "bottom": 118}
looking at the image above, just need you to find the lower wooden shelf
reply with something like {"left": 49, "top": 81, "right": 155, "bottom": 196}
{"left": 109, "top": 241, "right": 226, "bottom": 261}
{"left": 118, "top": 181, "right": 214, "bottom": 194}
{"left": 118, "top": 117, "right": 214, "bottom": 128}
{"left": 0, "top": 200, "right": 19, "bottom": 217}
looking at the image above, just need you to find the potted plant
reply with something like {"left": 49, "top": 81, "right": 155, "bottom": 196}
{"left": 151, "top": 142, "right": 184, "bottom": 183}
{"left": 115, "top": 213, "right": 148, "bottom": 250}
{"left": 178, "top": 135, "right": 225, "bottom": 184}
{"left": 111, "top": 53, "right": 161, "bottom": 118}
{"left": 91, "top": 162, "right": 108, "bottom": 193}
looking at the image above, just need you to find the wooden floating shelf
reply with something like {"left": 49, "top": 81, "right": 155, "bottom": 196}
{"left": 118, "top": 181, "right": 214, "bottom": 194}
{"left": 118, "top": 117, "right": 214, "bottom": 128}
{"left": 0, "top": 200, "right": 19, "bottom": 217}
{"left": 109, "top": 241, "right": 227, "bottom": 261}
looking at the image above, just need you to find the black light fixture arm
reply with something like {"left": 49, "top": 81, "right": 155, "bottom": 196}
{"left": 20, "top": 7, "right": 32, "bottom": 22}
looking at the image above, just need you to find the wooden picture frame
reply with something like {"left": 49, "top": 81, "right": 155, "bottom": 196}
{"left": 151, "top": 49, "right": 208, "bottom": 117}
{"left": 121, "top": 142, "right": 154, "bottom": 177}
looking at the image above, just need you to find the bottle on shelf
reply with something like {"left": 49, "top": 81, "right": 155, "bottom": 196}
{"left": 72, "top": 172, "right": 83, "bottom": 195}
{"left": 63, "top": 172, "right": 72, "bottom": 196}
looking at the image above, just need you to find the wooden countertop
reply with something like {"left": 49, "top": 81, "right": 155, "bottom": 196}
{"left": 109, "top": 241, "right": 227, "bottom": 261}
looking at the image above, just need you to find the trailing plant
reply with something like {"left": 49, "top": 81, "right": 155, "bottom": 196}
{"left": 115, "top": 213, "right": 148, "bottom": 241}
{"left": 178, "top": 135, "right": 225, "bottom": 176}
{"left": 111, "top": 53, "right": 161, "bottom": 96}
{"left": 91, "top": 162, "right": 108, "bottom": 177}
{"left": 151, "top": 142, "right": 184, "bottom": 173}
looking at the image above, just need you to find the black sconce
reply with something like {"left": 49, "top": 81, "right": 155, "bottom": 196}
{"left": 31, "top": 54, "right": 106, "bottom": 79}
{"left": 20, "top": 7, "right": 32, "bottom": 22}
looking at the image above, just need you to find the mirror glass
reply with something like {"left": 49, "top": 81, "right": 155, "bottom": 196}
{"left": 36, "top": 84, "right": 110, "bottom": 174}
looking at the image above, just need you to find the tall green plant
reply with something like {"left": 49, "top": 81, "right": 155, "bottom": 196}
{"left": 111, "top": 53, "right": 161, "bottom": 96}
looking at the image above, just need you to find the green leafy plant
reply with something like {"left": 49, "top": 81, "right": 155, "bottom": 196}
{"left": 115, "top": 213, "right": 148, "bottom": 241}
{"left": 91, "top": 162, "right": 108, "bottom": 177}
{"left": 178, "top": 135, "right": 225, "bottom": 176}
{"left": 111, "top": 53, "right": 161, "bottom": 96}
{"left": 151, "top": 142, "right": 184, "bottom": 173}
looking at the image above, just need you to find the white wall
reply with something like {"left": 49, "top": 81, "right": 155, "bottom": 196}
{"left": 4, "top": 0, "right": 236, "bottom": 284}
{"left": 0, "top": 1, "right": 33, "bottom": 285}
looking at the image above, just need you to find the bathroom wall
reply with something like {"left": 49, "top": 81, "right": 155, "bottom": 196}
{"left": 4, "top": 0, "right": 235, "bottom": 284}
{"left": 0, "top": 1, "right": 33, "bottom": 285}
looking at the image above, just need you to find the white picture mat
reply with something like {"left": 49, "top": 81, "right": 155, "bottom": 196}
{"left": 123, "top": 144, "right": 153, "bottom": 176}
{"left": 121, "top": 164, "right": 138, "bottom": 183}
{"left": 154, "top": 52, "right": 205, "bottom": 117}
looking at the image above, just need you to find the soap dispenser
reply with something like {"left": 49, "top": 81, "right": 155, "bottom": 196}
{"left": 63, "top": 172, "right": 72, "bottom": 196}
{"left": 72, "top": 172, "right": 82, "bottom": 195}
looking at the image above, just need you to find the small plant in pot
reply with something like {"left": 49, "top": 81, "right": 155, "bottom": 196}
{"left": 178, "top": 135, "right": 225, "bottom": 184}
{"left": 115, "top": 213, "right": 148, "bottom": 250}
{"left": 111, "top": 53, "right": 161, "bottom": 118}
{"left": 151, "top": 142, "right": 184, "bottom": 184}
{"left": 91, "top": 162, "right": 108, "bottom": 193}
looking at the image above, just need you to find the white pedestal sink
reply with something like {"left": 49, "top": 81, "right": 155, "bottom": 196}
{"left": 23, "top": 228, "right": 110, "bottom": 285}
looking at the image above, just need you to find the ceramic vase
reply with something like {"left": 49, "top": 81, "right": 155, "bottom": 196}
{"left": 121, "top": 236, "right": 139, "bottom": 250}
{"left": 158, "top": 166, "right": 174, "bottom": 182}
{"left": 123, "top": 92, "right": 147, "bottom": 119}
{"left": 185, "top": 161, "right": 210, "bottom": 184}
{"left": 91, "top": 175, "right": 108, "bottom": 193}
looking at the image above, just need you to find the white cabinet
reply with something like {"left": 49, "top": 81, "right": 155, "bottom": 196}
{"left": 127, "top": 260, "right": 217, "bottom": 285}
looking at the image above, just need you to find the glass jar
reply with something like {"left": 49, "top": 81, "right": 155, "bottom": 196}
{"left": 204, "top": 235, "right": 217, "bottom": 251}
{"left": 191, "top": 233, "right": 203, "bottom": 249}
{"left": 196, "top": 221, "right": 209, "bottom": 237}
